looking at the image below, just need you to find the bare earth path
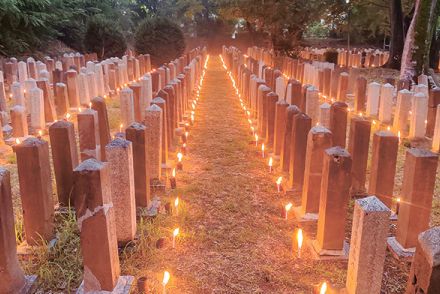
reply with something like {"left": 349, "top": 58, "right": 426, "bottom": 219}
{"left": 122, "top": 56, "right": 349, "bottom": 293}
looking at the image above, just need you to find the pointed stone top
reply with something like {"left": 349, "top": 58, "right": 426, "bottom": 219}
{"left": 414, "top": 92, "right": 427, "bottom": 98}
{"left": 267, "top": 92, "right": 278, "bottom": 98}
{"left": 106, "top": 138, "right": 131, "bottom": 149}
{"left": 399, "top": 89, "right": 412, "bottom": 94}
{"left": 276, "top": 99, "right": 289, "bottom": 105}
{"left": 147, "top": 104, "right": 162, "bottom": 112}
{"left": 74, "top": 158, "right": 104, "bottom": 172}
{"left": 78, "top": 108, "right": 97, "bottom": 116}
{"left": 311, "top": 125, "right": 332, "bottom": 134}
{"left": 121, "top": 87, "right": 133, "bottom": 94}
{"left": 259, "top": 85, "right": 271, "bottom": 91}
{"left": 91, "top": 96, "right": 105, "bottom": 104}
{"left": 127, "top": 122, "right": 146, "bottom": 130}
{"left": 375, "top": 130, "right": 397, "bottom": 138}
{"left": 332, "top": 101, "right": 348, "bottom": 108}
{"left": 0, "top": 167, "right": 9, "bottom": 178}
{"left": 287, "top": 105, "right": 301, "bottom": 113}
{"left": 356, "top": 195, "right": 390, "bottom": 213}
{"left": 50, "top": 120, "right": 73, "bottom": 129}
{"left": 369, "top": 81, "right": 381, "bottom": 86}
{"left": 152, "top": 97, "right": 165, "bottom": 104}
{"left": 418, "top": 227, "right": 440, "bottom": 267}
{"left": 307, "top": 86, "right": 319, "bottom": 93}
{"left": 11, "top": 105, "right": 26, "bottom": 112}
{"left": 320, "top": 102, "right": 331, "bottom": 108}
{"left": 407, "top": 148, "right": 438, "bottom": 158}
{"left": 325, "top": 146, "right": 351, "bottom": 158}
{"left": 56, "top": 83, "right": 66, "bottom": 87}
{"left": 383, "top": 83, "right": 394, "bottom": 88}
{"left": 21, "top": 137, "right": 46, "bottom": 147}
{"left": 340, "top": 72, "right": 349, "bottom": 76}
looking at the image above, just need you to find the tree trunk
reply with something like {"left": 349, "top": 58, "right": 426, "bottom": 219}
{"left": 429, "top": 28, "right": 440, "bottom": 70}
{"left": 386, "top": 0, "right": 405, "bottom": 69}
{"left": 400, "top": 0, "right": 438, "bottom": 80}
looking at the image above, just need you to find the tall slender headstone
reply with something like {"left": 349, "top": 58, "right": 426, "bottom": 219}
{"left": 77, "top": 108, "right": 100, "bottom": 161}
{"left": 346, "top": 196, "right": 390, "bottom": 294}
{"left": 49, "top": 120, "right": 79, "bottom": 206}
{"left": 105, "top": 139, "right": 136, "bottom": 245}
{"left": 0, "top": 168, "right": 27, "bottom": 293}
{"left": 14, "top": 138, "right": 54, "bottom": 245}
{"left": 91, "top": 97, "right": 111, "bottom": 161}
{"left": 330, "top": 101, "right": 348, "bottom": 148}
{"left": 280, "top": 105, "right": 301, "bottom": 172}
{"left": 144, "top": 105, "right": 163, "bottom": 182}
{"left": 73, "top": 159, "right": 121, "bottom": 292}
{"left": 273, "top": 100, "right": 289, "bottom": 156}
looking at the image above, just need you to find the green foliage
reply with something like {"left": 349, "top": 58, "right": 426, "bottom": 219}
{"left": 83, "top": 17, "right": 127, "bottom": 59}
{"left": 134, "top": 17, "right": 186, "bottom": 66}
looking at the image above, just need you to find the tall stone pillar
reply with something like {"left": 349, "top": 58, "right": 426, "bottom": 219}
{"left": 346, "top": 196, "right": 390, "bottom": 294}
{"left": 73, "top": 159, "right": 121, "bottom": 292}
{"left": 144, "top": 105, "right": 163, "bottom": 182}
{"left": 126, "top": 123, "right": 150, "bottom": 208}
{"left": 273, "top": 100, "right": 289, "bottom": 157}
{"left": 49, "top": 120, "right": 79, "bottom": 206}
{"left": 105, "top": 139, "right": 136, "bottom": 245}
{"left": 395, "top": 149, "right": 438, "bottom": 249}
{"left": 77, "top": 108, "right": 101, "bottom": 161}
{"left": 299, "top": 126, "right": 332, "bottom": 217}
{"left": 14, "top": 137, "right": 54, "bottom": 245}
{"left": 288, "top": 113, "right": 312, "bottom": 190}
{"left": 280, "top": 105, "right": 300, "bottom": 172}
{"left": 348, "top": 116, "right": 371, "bottom": 195}
{"left": 265, "top": 92, "right": 278, "bottom": 147}
{"left": 330, "top": 101, "right": 348, "bottom": 148}
{"left": 405, "top": 227, "right": 440, "bottom": 293}
{"left": 91, "top": 97, "right": 111, "bottom": 161}
{"left": 368, "top": 131, "right": 398, "bottom": 208}
{"left": 0, "top": 168, "right": 27, "bottom": 293}
{"left": 314, "top": 147, "right": 351, "bottom": 254}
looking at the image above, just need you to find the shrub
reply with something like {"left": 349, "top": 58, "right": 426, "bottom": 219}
{"left": 134, "top": 17, "right": 185, "bottom": 66}
{"left": 83, "top": 17, "right": 127, "bottom": 59}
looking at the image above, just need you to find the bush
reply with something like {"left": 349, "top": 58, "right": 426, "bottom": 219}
{"left": 134, "top": 17, "right": 185, "bottom": 66}
{"left": 324, "top": 49, "right": 339, "bottom": 64}
{"left": 83, "top": 17, "right": 127, "bottom": 59}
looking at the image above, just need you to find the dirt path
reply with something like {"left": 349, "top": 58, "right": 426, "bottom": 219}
{"left": 122, "top": 56, "right": 347, "bottom": 293}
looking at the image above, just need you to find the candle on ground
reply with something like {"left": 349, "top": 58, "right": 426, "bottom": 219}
{"left": 177, "top": 152, "right": 183, "bottom": 170}
{"left": 162, "top": 271, "right": 170, "bottom": 294}
{"left": 320, "top": 282, "right": 327, "bottom": 294}
{"left": 395, "top": 197, "right": 401, "bottom": 215}
{"left": 174, "top": 197, "right": 179, "bottom": 216}
{"left": 255, "top": 134, "right": 259, "bottom": 147}
{"left": 297, "top": 229, "right": 303, "bottom": 258}
{"left": 276, "top": 177, "right": 283, "bottom": 193}
{"left": 268, "top": 157, "right": 273, "bottom": 173}
{"left": 172, "top": 228, "right": 179, "bottom": 248}
{"left": 170, "top": 168, "right": 177, "bottom": 189}
{"left": 284, "top": 203, "right": 293, "bottom": 219}
{"left": 261, "top": 143, "right": 265, "bottom": 158}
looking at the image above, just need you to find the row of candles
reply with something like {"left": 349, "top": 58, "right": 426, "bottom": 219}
{"left": 220, "top": 55, "right": 328, "bottom": 294}
{"left": 160, "top": 55, "right": 210, "bottom": 294}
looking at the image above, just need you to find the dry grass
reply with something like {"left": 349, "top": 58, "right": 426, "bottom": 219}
{"left": 1, "top": 56, "right": 438, "bottom": 293}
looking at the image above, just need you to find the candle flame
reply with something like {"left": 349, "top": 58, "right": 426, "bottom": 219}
{"left": 255, "top": 134, "right": 259, "bottom": 142}
{"left": 162, "top": 271, "right": 170, "bottom": 286}
{"left": 268, "top": 157, "right": 273, "bottom": 167}
{"left": 89, "top": 102, "right": 92, "bottom": 108}
{"left": 173, "top": 228, "right": 180, "bottom": 237}
{"left": 78, "top": 107, "right": 82, "bottom": 112}
{"left": 185, "top": 131, "right": 189, "bottom": 138}
{"left": 285, "top": 203, "right": 293, "bottom": 211}
{"left": 387, "top": 126, "right": 390, "bottom": 131}
{"left": 320, "top": 282, "right": 328, "bottom": 294}
{"left": 172, "top": 168, "right": 176, "bottom": 178}
{"left": 297, "top": 229, "right": 303, "bottom": 251}
{"left": 174, "top": 197, "right": 179, "bottom": 207}
{"left": 276, "top": 177, "right": 283, "bottom": 185}
{"left": 358, "top": 112, "right": 363, "bottom": 117}
{"left": 177, "top": 152, "right": 183, "bottom": 162}
{"left": 15, "top": 138, "right": 21, "bottom": 144}
{"left": 66, "top": 113, "right": 71, "bottom": 120}
{"left": 397, "top": 197, "right": 401, "bottom": 203}
{"left": 262, "top": 143, "right": 265, "bottom": 152}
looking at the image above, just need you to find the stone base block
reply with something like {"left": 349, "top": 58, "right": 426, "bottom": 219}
{"left": 293, "top": 206, "right": 318, "bottom": 222}
{"left": 308, "top": 239, "right": 349, "bottom": 261}
{"left": 15, "top": 275, "right": 38, "bottom": 294}
{"left": 150, "top": 179, "right": 166, "bottom": 193}
{"left": 387, "top": 236, "right": 415, "bottom": 261}
{"left": 76, "top": 276, "right": 134, "bottom": 294}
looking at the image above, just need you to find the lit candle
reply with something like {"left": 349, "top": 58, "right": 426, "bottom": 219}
{"left": 170, "top": 168, "right": 177, "bottom": 189}
{"left": 276, "top": 177, "right": 283, "bottom": 193}
{"left": 284, "top": 203, "right": 293, "bottom": 220}
{"left": 78, "top": 107, "right": 82, "bottom": 113}
{"left": 65, "top": 113, "right": 71, "bottom": 121}
{"left": 174, "top": 197, "right": 179, "bottom": 216}
{"left": 398, "top": 131, "right": 401, "bottom": 144}
{"left": 15, "top": 138, "right": 21, "bottom": 145}
{"left": 268, "top": 157, "right": 273, "bottom": 173}
{"left": 177, "top": 152, "right": 183, "bottom": 170}
{"left": 387, "top": 126, "right": 391, "bottom": 131}
{"left": 297, "top": 229, "right": 303, "bottom": 258}
{"left": 261, "top": 143, "right": 265, "bottom": 158}
{"left": 37, "top": 129, "right": 43, "bottom": 139}
{"left": 395, "top": 197, "right": 401, "bottom": 215}
{"left": 320, "top": 282, "right": 327, "bottom": 294}
{"left": 182, "top": 143, "right": 187, "bottom": 155}
{"left": 255, "top": 134, "right": 259, "bottom": 147}
{"left": 172, "top": 228, "right": 179, "bottom": 248}
{"left": 119, "top": 123, "right": 123, "bottom": 133}
{"left": 89, "top": 102, "right": 92, "bottom": 108}
{"left": 162, "top": 271, "right": 170, "bottom": 294}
